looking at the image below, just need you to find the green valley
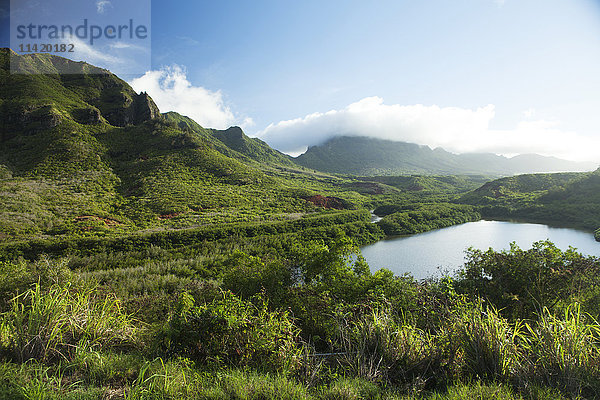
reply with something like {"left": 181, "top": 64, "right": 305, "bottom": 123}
{"left": 2, "top": 49, "right": 600, "bottom": 400}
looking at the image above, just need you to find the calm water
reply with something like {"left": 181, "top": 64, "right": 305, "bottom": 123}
{"left": 361, "top": 220, "right": 600, "bottom": 280}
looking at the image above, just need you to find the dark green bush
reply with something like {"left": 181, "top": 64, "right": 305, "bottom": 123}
{"left": 158, "top": 290, "right": 302, "bottom": 372}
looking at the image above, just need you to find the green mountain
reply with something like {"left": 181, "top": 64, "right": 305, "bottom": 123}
{"left": 210, "top": 126, "right": 296, "bottom": 166}
{"left": 5, "top": 47, "right": 598, "bottom": 246}
{"left": 162, "top": 112, "right": 296, "bottom": 167}
{"left": 294, "top": 136, "right": 597, "bottom": 176}
{"left": 364, "top": 175, "right": 491, "bottom": 194}
{"left": 459, "top": 169, "right": 600, "bottom": 232}
{"left": 0, "top": 49, "right": 332, "bottom": 241}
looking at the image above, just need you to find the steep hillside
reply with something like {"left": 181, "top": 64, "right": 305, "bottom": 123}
{"left": 294, "top": 136, "right": 596, "bottom": 176}
{"left": 0, "top": 49, "right": 331, "bottom": 241}
{"left": 460, "top": 173, "right": 583, "bottom": 203}
{"left": 162, "top": 112, "right": 296, "bottom": 167}
{"left": 210, "top": 126, "right": 296, "bottom": 166}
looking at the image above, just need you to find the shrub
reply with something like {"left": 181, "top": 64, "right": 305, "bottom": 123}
{"left": 158, "top": 290, "right": 302, "bottom": 372}
{"left": 457, "top": 241, "right": 600, "bottom": 320}
{"left": 336, "top": 307, "right": 443, "bottom": 388}
{"left": 0, "top": 256, "right": 73, "bottom": 310}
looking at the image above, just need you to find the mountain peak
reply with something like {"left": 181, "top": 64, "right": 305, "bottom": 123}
{"left": 222, "top": 126, "right": 244, "bottom": 139}
{"left": 1, "top": 50, "right": 162, "bottom": 129}
{"left": 2, "top": 48, "right": 110, "bottom": 75}
{"left": 1, "top": 48, "right": 18, "bottom": 56}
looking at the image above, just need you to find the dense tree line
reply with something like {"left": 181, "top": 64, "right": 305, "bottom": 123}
{"left": 376, "top": 203, "right": 481, "bottom": 236}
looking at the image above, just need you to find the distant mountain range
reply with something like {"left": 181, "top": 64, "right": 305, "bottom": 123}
{"left": 294, "top": 136, "right": 597, "bottom": 176}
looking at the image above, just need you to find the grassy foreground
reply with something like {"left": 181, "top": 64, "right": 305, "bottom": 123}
{"left": 0, "top": 235, "right": 600, "bottom": 399}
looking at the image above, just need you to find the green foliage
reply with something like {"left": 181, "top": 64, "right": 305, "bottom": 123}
{"left": 378, "top": 203, "right": 480, "bottom": 236}
{"left": 0, "top": 256, "right": 75, "bottom": 312}
{"left": 71, "top": 348, "right": 143, "bottom": 386}
{"left": 455, "top": 301, "right": 522, "bottom": 381}
{"left": 221, "top": 251, "right": 293, "bottom": 303}
{"left": 521, "top": 304, "right": 600, "bottom": 397}
{"left": 0, "top": 210, "right": 376, "bottom": 261}
{"left": 2, "top": 50, "right": 387, "bottom": 244}
{"left": 157, "top": 290, "right": 301, "bottom": 372}
{"left": 126, "top": 363, "right": 313, "bottom": 400}
{"left": 460, "top": 170, "right": 600, "bottom": 234}
{"left": 457, "top": 241, "right": 600, "bottom": 320}
{"left": 5, "top": 49, "right": 600, "bottom": 399}
{"left": 336, "top": 308, "right": 442, "bottom": 386}
{"left": 210, "top": 126, "right": 297, "bottom": 167}
{"left": 423, "top": 382, "right": 536, "bottom": 400}
{"left": 368, "top": 175, "right": 490, "bottom": 194}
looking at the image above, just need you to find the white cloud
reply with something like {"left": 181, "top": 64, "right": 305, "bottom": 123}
{"left": 108, "top": 41, "right": 146, "bottom": 51}
{"left": 96, "top": 0, "right": 112, "bottom": 14}
{"left": 257, "top": 97, "right": 600, "bottom": 162}
{"left": 65, "top": 36, "right": 122, "bottom": 65}
{"left": 175, "top": 36, "right": 201, "bottom": 46}
{"left": 56, "top": 35, "right": 151, "bottom": 76}
{"left": 129, "top": 65, "right": 248, "bottom": 129}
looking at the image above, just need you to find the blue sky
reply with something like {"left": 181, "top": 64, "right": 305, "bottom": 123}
{"left": 5, "top": 0, "right": 151, "bottom": 75}
{"left": 3, "top": 0, "right": 600, "bottom": 161}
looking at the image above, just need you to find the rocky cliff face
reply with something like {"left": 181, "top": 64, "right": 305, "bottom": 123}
{"left": 0, "top": 48, "right": 162, "bottom": 138}
{"left": 133, "top": 92, "right": 161, "bottom": 124}
{"left": 3, "top": 104, "right": 62, "bottom": 133}
{"left": 92, "top": 89, "right": 161, "bottom": 127}
{"left": 72, "top": 107, "right": 103, "bottom": 125}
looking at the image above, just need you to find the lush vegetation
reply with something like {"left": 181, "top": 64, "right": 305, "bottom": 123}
{"left": 4, "top": 48, "right": 600, "bottom": 398}
{"left": 376, "top": 203, "right": 481, "bottom": 236}
{"left": 459, "top": 170, "right": 600, "bottom": 237}
{"left": 0, "top": 49, "right": 381, "bottom": 243}
{"left": 1, "top": 237, "right": 600, "bottom": 399}
{"left": 363, "top": 175, "right": 490, "bottom": 194}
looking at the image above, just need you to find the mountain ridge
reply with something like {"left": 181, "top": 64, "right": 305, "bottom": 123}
{"left": 294, "top": 136, "right": 596, "bottom": 176}
{"left": 0, "top": 49, "right": 318, "bottom": 241}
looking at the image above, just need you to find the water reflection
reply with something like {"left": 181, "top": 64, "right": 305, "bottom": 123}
{"left": 361, "top": 220, "right": 600, "bottom": 280}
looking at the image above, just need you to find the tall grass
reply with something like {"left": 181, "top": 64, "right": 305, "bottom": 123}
{"left": 0, "top": 283, "right": 138, "bottom": 362}
{"left": 124, "top": 360, "right": 313, "bottom": 400}
{"left": 158, "top": 290, "right": 302, "bottom": 372}
{"left": 337, "top": 308, "right": 443, "bottom": 389}
{"left": 455, "top": 302, "right": 523, "bottom": 381}
{"left": 521, "top": 303, "right": 600, "bottom": 397}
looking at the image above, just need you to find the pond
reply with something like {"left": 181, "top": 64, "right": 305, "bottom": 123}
{"left": 360, "top": 220, "right": 600, "bottom": 280}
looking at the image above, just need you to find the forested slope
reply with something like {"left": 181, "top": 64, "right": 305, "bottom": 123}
{"left": 459, "top": 170, "right": 600, "bottom": 237}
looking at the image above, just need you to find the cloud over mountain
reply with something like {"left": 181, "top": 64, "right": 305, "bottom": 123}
{"left": 257, "top": 97, "right": 599, "bottom": 161}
